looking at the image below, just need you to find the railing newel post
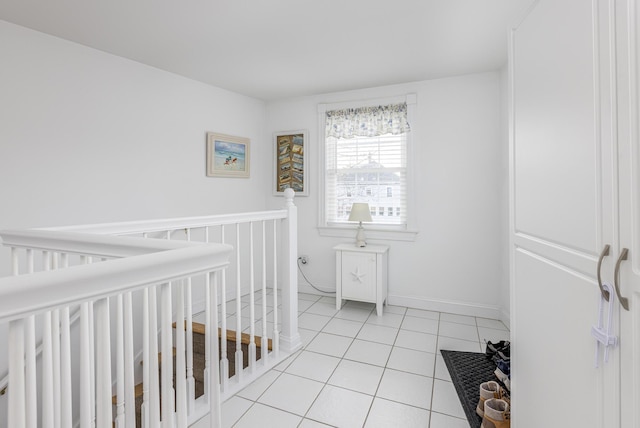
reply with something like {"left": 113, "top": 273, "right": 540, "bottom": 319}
{"left": 280, "top": 189, "right": 301, "bottom": 353}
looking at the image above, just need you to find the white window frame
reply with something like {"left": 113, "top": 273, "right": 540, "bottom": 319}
{"left": 317, "top": 94, "right": 418, "bottom": 241}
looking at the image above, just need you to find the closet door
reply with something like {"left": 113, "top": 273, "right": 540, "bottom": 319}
{"left": 510, "top": 1, "right": 617, "bottom": 427}
{"left": 614, "top": 0, "right": 640, "bottom": 426}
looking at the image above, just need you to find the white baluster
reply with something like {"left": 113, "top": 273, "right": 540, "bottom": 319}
{"left": 79, "top": 302, "right": 92, "bottom": 428}
{"left": 60, "top": 306, "right": 72, "bottom": 428}
{"left": 141, "top": 289, "right": 150, "bottom": 428}
{"left": 85, "top": 257, "right": 96, "bottom": 428}
{"left": 248, "top": 222, "right": 256, "bottom": 373}
{"left": 219, "top": 225, "right": 229, "bottom": 391}
{"left": 25, "top": 250, "right": 37, "bottom": 428}
{"left": 51, "top": 253, "right": 61, "bottom": 428}
{"left": 115, "top": 295, "right": 125, "bottom": 428}
{"left": 9, "top": 249, "right": 26, "bottom": 428}
{"left": 208, "top": 271, "right": 222, "bottom": 428}
{"left": 60, "top": 254, "right": 72, "bottom": 428}
{"left": 124, "top": 292, "right": 135, "bottom": 428}
{"left": 175, "top": 281, "right": 187, "bottom": 428}
{"left": 42, "top": 251, "right": 55, "bottom": 428}
{"left": 160, "top": 282, "right": 174, "bottom": 425}
{"left": 235, "top": 223, "right": 243, "bottom": 382}
{"left": 186, "top": 229, "right": 195, "bottom": 412}
{"left": 25, "top": 314, "right": 37, "bottom": 428}
{"left": 261, "top": 221, "right": 268, "bottom": 364}
{"left": 272, "top": 221, "right": 279, "bottom": 357}
{"left": 204, "top": 272, "right": 211, "bottom": 397}
{"left": 95, "top": 298, "right": 112, "bottom": 428}
{"left": 52, "top": 307, "right": 61, "bottom": 428}
{"left": 8, "top": 319, "right": 26, "bottom": 428}
{"left": 148, "top": 286, "right": 161, "bottom": 427}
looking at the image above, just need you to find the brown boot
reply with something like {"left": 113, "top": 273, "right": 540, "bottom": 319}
{"left": 481, "top": 398, "right": 510, "bottom": 428}
{"left": 476, "top": 380, "right": 500, "bottom": 418}
{"left": 476, "top": 381, "right": 503, "bottom": 417}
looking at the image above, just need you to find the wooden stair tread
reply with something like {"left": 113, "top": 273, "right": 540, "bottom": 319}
{"left": 173, "top": 321, "right": 273, "bottom": 350}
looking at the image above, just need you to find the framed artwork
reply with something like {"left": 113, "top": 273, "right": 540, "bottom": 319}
{"left": 206, "top": 132, "right": 250, "bottom": 178}
{"left": 274, "top": 130, "right": 308, "bottom": 196}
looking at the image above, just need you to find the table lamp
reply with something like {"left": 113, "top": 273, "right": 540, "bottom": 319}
{"left": 348, "top": 203, "right": 373, "bottom": 247}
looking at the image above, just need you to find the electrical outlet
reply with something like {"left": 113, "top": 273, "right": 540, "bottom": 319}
{"left": 299, "top": 255, "right": 309, "bottom": 265}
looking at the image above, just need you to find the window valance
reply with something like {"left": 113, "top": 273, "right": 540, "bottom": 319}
{"left": 325, "top": 103, "right": 410, "bottom": 139}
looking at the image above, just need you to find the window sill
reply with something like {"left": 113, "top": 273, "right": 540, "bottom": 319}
{"left": 317, "top": 225, "right": 419, "bottom": 242}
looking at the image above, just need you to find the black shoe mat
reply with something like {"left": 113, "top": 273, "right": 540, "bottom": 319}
{"left": 440, "top": 350, "right": 509, "bottom": 428}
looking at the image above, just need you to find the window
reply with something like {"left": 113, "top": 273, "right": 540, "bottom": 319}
{"left": 324, "top": 102, "right": 409, "bottom": 227}
{"left": 318, "top": 95, "right": 417, "bottom": 239}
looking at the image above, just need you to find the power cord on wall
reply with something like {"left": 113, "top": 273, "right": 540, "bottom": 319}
{"left": 297, "top": 257, "right": 336, "bottom": 294}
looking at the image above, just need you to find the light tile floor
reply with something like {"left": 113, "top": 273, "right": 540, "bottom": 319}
{"left": 220, "top": 293, "right": 510, "bottom": 428}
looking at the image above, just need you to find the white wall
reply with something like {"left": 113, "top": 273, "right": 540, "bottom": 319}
{"left": 0, "top": 21, "right": 270, "bottom": 423}
{"left": 266, "top": 72, "right": 507, "bottom": 320}
{"left": 0, "top": 20, "right": 270, "bottom": 276}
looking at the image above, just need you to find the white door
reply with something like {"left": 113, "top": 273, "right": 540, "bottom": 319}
{"left": 511, "top": 0, "right": 618, "bottom": 426}
{"left": 614, "top": 0, "right": 640, "bottom": 425}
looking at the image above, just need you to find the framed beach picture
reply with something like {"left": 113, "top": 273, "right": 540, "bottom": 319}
{"left": 206, "top": 132, "right": 250, "bottom": 178}
{"left": 274, "top": 130, "right": 308, "bottom": 196}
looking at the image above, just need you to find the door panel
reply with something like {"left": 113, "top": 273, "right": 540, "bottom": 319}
{"left": 511, "top": 0, "right": 616, "bottom": 426}
{"left": 513, "top": 0, "right": 603, "bottom": 254}
{"left": 514, "top": 250, "right": 605, "bottom": 428}
{"left": 340, "top": 252, "right": 376, "bottom": 302}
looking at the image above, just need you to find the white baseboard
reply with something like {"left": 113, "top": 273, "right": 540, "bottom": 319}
{"left": 387, "top": 293, "right": 505, "bottom": 320}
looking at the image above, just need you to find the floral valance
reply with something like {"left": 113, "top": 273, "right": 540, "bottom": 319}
{"left": 325, "top": 103, "right": 410, "bottom": 139}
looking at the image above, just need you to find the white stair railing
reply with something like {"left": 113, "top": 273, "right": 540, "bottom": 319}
{"left": 0, "top": 190, "right": 301, "bottom": 427}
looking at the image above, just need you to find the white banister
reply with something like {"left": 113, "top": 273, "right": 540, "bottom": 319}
{"left": 1, "top": 199, "right": 300, "bottom": 428}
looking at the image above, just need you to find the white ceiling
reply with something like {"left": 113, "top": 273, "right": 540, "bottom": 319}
{"left": 0, "top": 0, "right": 534, "bottom": 101}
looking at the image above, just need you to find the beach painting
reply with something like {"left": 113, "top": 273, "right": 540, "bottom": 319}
{"left": 273, "top": 130, "right": 308, "bottom": 196}
{"left": 206, "top": 132, "right": 250, "bottom": 177}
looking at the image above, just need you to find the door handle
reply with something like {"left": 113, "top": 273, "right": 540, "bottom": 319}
{"left": 614, "top": 248, "right": 630, "bottom": 311}
{"left": 597, "top": 245, "right": 611, "bottom": 301}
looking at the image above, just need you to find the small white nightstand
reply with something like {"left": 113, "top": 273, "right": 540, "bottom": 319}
{"left": 334, "top": 243, "right": 389, "bottom": 316}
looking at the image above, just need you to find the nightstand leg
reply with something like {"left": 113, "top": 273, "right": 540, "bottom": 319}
{"left": 376, "top": 302, "right": 383, "bottom": 316}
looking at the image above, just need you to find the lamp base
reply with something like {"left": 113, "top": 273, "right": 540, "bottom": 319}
{"left": 355, "top": 223, "right": 367, "bottom": 247}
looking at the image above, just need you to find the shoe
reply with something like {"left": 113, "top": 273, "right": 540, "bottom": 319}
{"left": 494, "top": 359, "right": 511, "bottom": 391}
{"left": 481, "top": 398, "right": 511, "bottom": 428}
{"left": 476, "top": 381, "right": 507, "bottom": 418}
{"left": 485, "top": 340, "right": 510, "bottom": 361}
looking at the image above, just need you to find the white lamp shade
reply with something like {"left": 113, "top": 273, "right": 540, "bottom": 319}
{"left": 348, "top": 203, "right": 373, "bottom": 222}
